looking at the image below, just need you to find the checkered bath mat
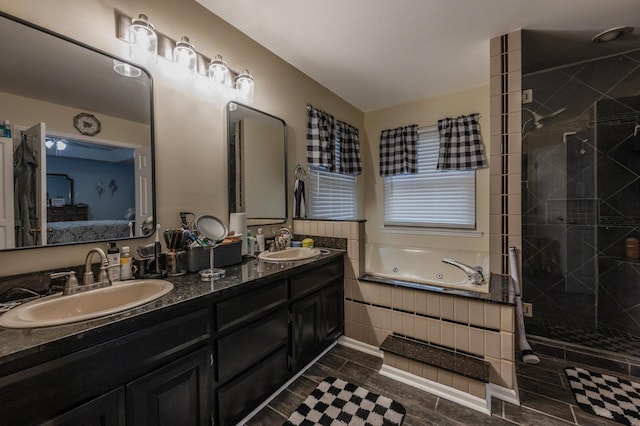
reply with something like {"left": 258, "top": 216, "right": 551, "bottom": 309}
{"left": 284, "top": 376, "right": 406, "bottom": 426}
{"left": 565, "top": 367, "right": 640, "bottom": 426}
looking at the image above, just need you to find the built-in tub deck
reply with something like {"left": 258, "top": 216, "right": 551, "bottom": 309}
{"left": 359, "top": 273, "right": 514, "bottom": 305}
{"left": 363, "top": 244, "right": 514, "bottom": 305}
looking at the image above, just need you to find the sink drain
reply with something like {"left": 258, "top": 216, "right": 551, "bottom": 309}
{"left": 436, "top": 273, "right": 443, "bottom": 279}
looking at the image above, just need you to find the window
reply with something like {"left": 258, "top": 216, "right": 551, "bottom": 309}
{"left": 307, "top": 131, "right": 357, "bottom": 220}
{"left": 384, "top": 126, "right": 476, "bottom": 228}
{"left": 308, "top": 166, "right": 356, "bottom": 220}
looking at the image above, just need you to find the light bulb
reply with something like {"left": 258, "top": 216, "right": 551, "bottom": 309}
{"left": 173, "top": 36, "right": 197, "bottom": 76}
{"left": 128, "top": 14, "right": 157, "bottom": 64}
{"left": 208, "top": 55, "right": 231, "bottom": 87}
{"left": 235, "top": 69, "right": 254, "bottom": 104}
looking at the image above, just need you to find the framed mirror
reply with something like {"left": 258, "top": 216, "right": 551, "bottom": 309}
{"left": 228, "top": 102, "right": 287, "bottom": 226}
{"left": 0, "top": 12, "right": 155, "bottom": 250}
{"left": 46, "top": 173, "right": 74, "bottom": 206}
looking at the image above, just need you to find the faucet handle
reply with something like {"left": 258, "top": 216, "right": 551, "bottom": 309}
{"left": 50, "top": 271, "right": 79, "bottom": 294}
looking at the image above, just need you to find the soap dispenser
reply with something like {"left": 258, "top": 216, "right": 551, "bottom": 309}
{"left": 256, "top": 228, "right": 265, "bottom": 253}
{"left": 107, "top": 242, "right": 120, "bottom": 282}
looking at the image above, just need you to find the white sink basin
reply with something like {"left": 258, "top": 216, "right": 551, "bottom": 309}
{"left": 258, "top": 247, "right": 321, "bottom": 262}
{"left": 0, "top": 279, "right": 174, "bottom": 329}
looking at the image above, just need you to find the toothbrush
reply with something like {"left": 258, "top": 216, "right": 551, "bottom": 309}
{"left": 155, "top": 224, "right": 161, "bottom": 274}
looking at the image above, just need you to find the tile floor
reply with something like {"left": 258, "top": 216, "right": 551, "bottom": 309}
{"left": 246, "top": 343, "right": 624, "bottom": 425}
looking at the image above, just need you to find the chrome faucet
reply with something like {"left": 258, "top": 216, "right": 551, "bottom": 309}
{"left": 49, "top": 248, "right": 115, "bottom": 296}
{"left": 83, "top": 247, "right": 111, "bottom": 287}
{"left": 442, "top": 258, "right": 485, "bottom": 285}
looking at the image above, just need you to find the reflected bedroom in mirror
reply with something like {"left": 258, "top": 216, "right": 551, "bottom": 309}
{"left": 227, "top": 101, "right": 287, "bottom": 226}
{"left": 0, "top": 11, "right": 155, "bottom": 251}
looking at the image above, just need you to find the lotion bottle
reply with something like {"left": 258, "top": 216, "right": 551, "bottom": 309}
{"left": 120, "top": 246, "right": 133, "bottom": 280}
{"left": 107, "top": 242, "right": 120, "bottom": 282}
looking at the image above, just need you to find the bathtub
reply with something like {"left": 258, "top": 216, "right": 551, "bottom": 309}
{"left": 364, "top": 244, "right": 490, "bottom": 293}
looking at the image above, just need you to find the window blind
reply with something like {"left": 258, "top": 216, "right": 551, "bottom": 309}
{"left": 384, "top": 127, "right": 476, "bottom": 228}
{"left": 308, "top": 166, "right": 357, "bottom": 220}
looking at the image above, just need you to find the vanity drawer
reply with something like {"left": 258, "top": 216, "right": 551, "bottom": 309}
{"left": 216, "top": 345, "right": 289, "bottom": 426}
{"left": 216, "top": 279, "right": 287, "bottom": 332}
{"left": 217, "top": 307, "right": 288, "bottom": 383}
{"left": 289, "top": 257, "right": 344, "bottom": 299}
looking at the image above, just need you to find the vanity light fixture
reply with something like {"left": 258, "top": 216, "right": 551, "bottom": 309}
{"left": 173, "top": 36, "right": 197, "bottom": 76}
{"left": 208, "top": 55, "right": 232, "bottom": 87}
{"left": 235, "top": 69, "right": 255, "bottom": 104}
{"left": 117, "top": 12, "right": 256, "bottom": 103}
{"left": 128, "top": 14, "right": 157, "bottom": 63}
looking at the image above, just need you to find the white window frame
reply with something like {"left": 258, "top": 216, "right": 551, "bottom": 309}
{"left": 383, "top": 126, "right": 476, "bottom": 229}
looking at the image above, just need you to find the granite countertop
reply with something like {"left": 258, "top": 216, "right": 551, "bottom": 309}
{"left": 0, "top": 250, "right": 344, "bottom": 364}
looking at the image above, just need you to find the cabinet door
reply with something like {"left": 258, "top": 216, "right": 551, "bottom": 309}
{"left": 126, "top": 346, "right": 212, "bottom": 426}
{"left": 40, "top": 387, "right": 125, "bottom": 426}
{"left": 323, "top": 281, "right": 344, "bottom": 342}
{"left": 291, "top": 293, "right": 323, "bottom": 370}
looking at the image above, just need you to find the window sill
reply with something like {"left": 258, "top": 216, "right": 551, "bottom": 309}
{"left": 381, "top": 226, "right": 483, "bottom": 238}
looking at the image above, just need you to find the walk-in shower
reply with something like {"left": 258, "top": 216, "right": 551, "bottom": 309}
{"left": 521, "top": 32, "right": 640, "bottom": 358}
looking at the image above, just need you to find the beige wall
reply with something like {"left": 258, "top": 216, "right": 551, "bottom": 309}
{"left": 0, "top": 92, "right": 149, "bottom": 146}
{"left": 0, "top": 0, "right": 363, "bottom": 275}
{"left": 362, "top": 86, "right": 491, "bottom": 253}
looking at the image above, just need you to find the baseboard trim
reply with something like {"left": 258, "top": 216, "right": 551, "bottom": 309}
{"left": 379, "top": 364, "right": 491, "bottom": 415}
{"left": 488, "top": 381, "right": 520, "bottom": 406}
{"left": 338, "top": 335, "right": 384, "bottom": 358}
{"left": 237, "top": 341, "right": 337, "bottom": 426}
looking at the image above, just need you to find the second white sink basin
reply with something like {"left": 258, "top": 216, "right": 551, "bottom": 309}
{"left": 258, "top": 247, "right": 321, "bottom": 262}
{"left": 0, "top": 279, "right": 174, "bottom": 329}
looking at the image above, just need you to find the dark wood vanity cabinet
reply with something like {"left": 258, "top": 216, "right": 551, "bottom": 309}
{"left": 1, "top": 255, "right": 344, "bottom": 426}
{"left": 290, "top": 260, "right": 344, "bottom": 370}
{"left": 214, "top": 257, "right": 344, "bottom": 426}
{"left": 0, "top": 307, "right": 213, "bottom": 426}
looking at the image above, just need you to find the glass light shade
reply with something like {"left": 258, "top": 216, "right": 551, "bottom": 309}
{"left": 113, "top": 60, "right": 142, "bottom": 78}
{"left": 56, "top": 140, "right": 67, "bottom": 151}
{"left": 173, "top": 36, "right": 197, "bottom": 76}
{"left": 235, "top": 69, "right": 255, "bottom": 104}
{"left": 128, "top": 14, "right": 157, "bottom": 63}
{"left": 45, "top": 139, "right": 54, "bottom": 149}
{"left": 208, "top": 55, "right": 232, "bottom": 87}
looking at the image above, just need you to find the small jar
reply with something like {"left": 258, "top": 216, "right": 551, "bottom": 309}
{"left": 625, "top": 236, "right": 639, "bottom": 260}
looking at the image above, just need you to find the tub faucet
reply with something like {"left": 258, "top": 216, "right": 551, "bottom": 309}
{"left": 442, "top": 258, "right": 484, "bottom": 285}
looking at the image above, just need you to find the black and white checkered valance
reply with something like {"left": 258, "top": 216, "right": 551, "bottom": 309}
{"left": 379, "top": 124, "right": 418, "bottom": 176}
{"left": 337, "top": 121, "right": 362, "bottom": 175}
{"left": 437, "top": 113, "right": 487, "bottom": 170}
{"left": 307, "top": 106, "right": 335, "bottom": 171}
{"left": 307, "top": 105, "right": 361, "bottom": 176}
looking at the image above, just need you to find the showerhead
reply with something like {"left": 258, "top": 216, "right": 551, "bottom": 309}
{"left": 523, "top": 107, "right": 567, "bottom": 130}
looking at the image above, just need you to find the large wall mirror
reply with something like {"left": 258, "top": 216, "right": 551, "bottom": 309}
{"left": 0, "top": 12, "right": 155, "bottom": 251}
{"left": 228, "top": 102, "right": 287, "bottom": 226}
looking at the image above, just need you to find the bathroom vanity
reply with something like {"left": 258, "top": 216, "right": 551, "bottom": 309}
{"left": 0, "top": 252, "right": 344, "bottom": 425}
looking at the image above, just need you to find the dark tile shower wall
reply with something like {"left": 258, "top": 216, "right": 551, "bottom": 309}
{"left": 521, "top": 49, "right": 640, "bottom": 353}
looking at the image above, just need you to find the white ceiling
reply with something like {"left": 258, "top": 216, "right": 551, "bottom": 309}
{"left": 197, "top": 0, "right": 640, "bottom": 112}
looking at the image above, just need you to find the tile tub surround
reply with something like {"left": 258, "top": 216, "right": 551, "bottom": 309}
{"left": 294, "top": 219, "right": 517, "bottom": 406}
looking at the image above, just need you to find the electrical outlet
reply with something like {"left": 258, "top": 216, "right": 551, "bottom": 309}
{"left": 523, "top": 303, "right": 533, "bottom": 317}
{"left": 522, "top": 89, "right": 533, "bottom": 104}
